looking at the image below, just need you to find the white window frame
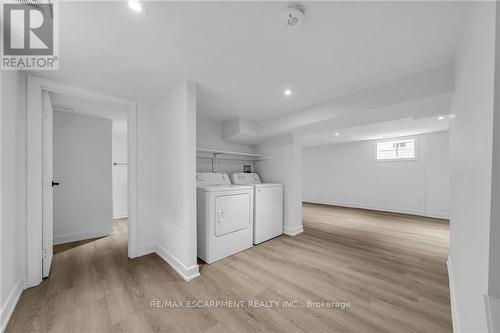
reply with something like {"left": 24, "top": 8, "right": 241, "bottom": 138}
{"left": 374, "top": 136, "right": 418, "bottom": 162}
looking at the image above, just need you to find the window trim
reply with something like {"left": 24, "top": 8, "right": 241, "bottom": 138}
{"left": 374, "top": 136, "right": 418, "bottom": 162}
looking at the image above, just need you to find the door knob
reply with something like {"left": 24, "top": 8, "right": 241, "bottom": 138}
{"left": 51, "top": 181, "right": 60, "bottom": 187}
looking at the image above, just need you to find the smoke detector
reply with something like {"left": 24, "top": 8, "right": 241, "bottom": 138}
{"left": 282, "top": 4, "right": 305, "bottom": 28}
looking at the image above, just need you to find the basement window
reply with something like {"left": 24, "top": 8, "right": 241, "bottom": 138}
{"left": 376, "top": 138, "right": 416, "bottom": 161}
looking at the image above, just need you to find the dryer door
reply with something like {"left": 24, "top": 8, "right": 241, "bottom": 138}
{"left": 215, "top": 193, "right": 251, "bottom": 236}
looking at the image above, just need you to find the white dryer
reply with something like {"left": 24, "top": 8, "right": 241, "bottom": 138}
{"left": 196, "top": 172, "right": 254, "bottom": 264}
{"left": 231, "top": 173, "right": 283, "bottom": 244}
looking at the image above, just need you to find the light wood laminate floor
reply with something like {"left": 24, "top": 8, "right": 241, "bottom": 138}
{"left": 6, "top": 204, "right": 451, "bottom": 332}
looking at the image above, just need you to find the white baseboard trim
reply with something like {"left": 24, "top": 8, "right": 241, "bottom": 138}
{"left": 284, "top": 225, "right": 304, "bottom": 236}
{"left": 1, "top": 278, "right": 25, "bottom": 333}
{"left": 155, "top": 244, "right": 200, "bottom": 282}
{"left": 134, "top": 243, "right": 156, "bottom": 258}
{"left": 132, "top": 243, "right": 200, "bottom": 282}
{"left": 53, "top": 229, "right": 113, "bottom": 245}
{"left": 447, "top": 257, "right": 460, "bottom": 333}
{"left": 113, "top": 214, "right": 128, "bottom": 220}
{"left": 303, "top": 200, "right": 450, "bottom": 220}
{"left": 425, "top": 210, "right": 450, "bottom": 220}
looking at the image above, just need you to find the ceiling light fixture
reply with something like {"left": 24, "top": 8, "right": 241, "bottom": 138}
{"left": 284, "top": 89, "right": 292, "bottom": 96}
{"left": 448, "top": 114, "right": 456, "bottom": 119}
{"left": 438, "top": 115, "right": 445, "bottom": 120}
{"left": 128, "top": 0, "right": 147, "bottom": 13}
{"left": 334, "top": 132, "right": 340, "bottom": 136}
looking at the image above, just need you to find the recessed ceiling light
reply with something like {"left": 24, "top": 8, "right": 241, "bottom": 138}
{"left": 334, "top": 132, "right": 340, "bottom": 136}
{"left": 448, "top": 114, "right": 456, "bottom": 119}
{"left": 438, "top": 115, "right": 445, "bottom": 120}
{"left": 284, "top": 89, "right": 292, "bottom": 96}
{"left": 128, "top": 0, "right": 147, "bottom": 13}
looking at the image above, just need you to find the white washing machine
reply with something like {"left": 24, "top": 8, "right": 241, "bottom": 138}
{"left": 196, "top": 172, "right": 254, "bottom": 264}
{"left": 231, "top": 173, "right": 283, "bottom": 244}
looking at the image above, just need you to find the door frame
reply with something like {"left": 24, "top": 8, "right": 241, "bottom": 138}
{"left": 27, "top": 75, "right": 139, "bottom": 287}
{"left": 41, "top": 91, "right": 54, "bottom": 278}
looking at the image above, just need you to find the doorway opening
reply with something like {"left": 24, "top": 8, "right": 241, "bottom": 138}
{"left": 27, "top": 75, "right": 138, "bottom": 287}
{"left": 45, "top": 92, "right": 129, "bottom": 272}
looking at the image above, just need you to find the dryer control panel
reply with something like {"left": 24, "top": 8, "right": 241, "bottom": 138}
{"left": 196, "top": 172, "right": 231, "bottom": 186}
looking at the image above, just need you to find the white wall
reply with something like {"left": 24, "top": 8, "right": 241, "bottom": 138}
{"left": 0, "top": 71, "right": 27, "bottom": 332}
{"left": 303, "top": 132, "right": 450, "bottom": 218}
{"left": 448, "top": 2, "right": 496, "bottom": 332}
{"left": 197, "top": 113, "right": 253, "bottom": 153}
{"left": 196, "top": 113, "right": 255, "bottom": 175}
{"left": 53, "top": 111, "right": 113, "bottom": 245}
{"left": 151, "top": 82, "right": 199, "bottom": 280}
{"left": 135, "top": 103, "right": 159, "bottom": 252}
{"left": 255, "top": 134, "right": 303, "bottom": 236}
{"left": 112, "top": 131, "right": 128, "bottom": 219}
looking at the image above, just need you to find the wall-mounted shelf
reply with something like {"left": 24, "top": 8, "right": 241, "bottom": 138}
{"left": 196, "top": 148, "right": 265, "bottom": 172}
{"left": 196, "top": 148, "right": 264, "bottom": 160}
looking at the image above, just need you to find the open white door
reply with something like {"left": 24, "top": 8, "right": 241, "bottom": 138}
{"left": 42, "top": 91, "right": 53, "bottom": 277}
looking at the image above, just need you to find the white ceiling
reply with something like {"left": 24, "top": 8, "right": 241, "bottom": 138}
{"left": 37, "top": 1, "right": 466, "bottom": 122}
{"left": 222, "top": 66, "right": 454, "bottom": 146}
{"left": 300, "top": 116, "right": 450, "bottom": 147}
{"left": 50, "top": 92, "right": 128, "bottom": 133}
